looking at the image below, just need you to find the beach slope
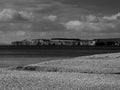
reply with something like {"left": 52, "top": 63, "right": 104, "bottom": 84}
{"left": 1, "top": 53, "right": 120, "bottom": 90}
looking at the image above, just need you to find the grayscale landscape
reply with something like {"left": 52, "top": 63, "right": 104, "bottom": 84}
{"left": 0, "top": 53, "right": 120, "bottom": 90}
{"left": 0, "top": 0, "right": 120, "bottom": 90}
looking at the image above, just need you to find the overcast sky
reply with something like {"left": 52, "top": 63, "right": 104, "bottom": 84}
{"left": 0, "top": 0, "right": 120, "bottom": 43}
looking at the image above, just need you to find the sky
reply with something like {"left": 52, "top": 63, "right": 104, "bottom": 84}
{"left": 0, "top": 0, "right": 120, "bottom": 43}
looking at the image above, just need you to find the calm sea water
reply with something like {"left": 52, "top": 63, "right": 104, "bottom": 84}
{"left": 0, "top": 57, "right": 70, "bottom": 68}
{"left": 0, "top": 49, "right": 120, "bottom": 68}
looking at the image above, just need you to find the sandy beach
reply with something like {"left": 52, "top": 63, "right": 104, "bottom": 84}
{"left": 0, "top": 53, "right": 120, "bottom": 90}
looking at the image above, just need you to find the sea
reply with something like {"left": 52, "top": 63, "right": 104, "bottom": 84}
{"left": 0, "top": 48, "right": 120, "bottom": 68}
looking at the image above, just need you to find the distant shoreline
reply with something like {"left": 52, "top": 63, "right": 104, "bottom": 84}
{"left": 0, "top": 45, "right": 119, "bottom": 57}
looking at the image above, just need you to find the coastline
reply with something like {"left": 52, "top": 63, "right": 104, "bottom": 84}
{"left": 0, "top": 52, "right": 120, "bottom": 90}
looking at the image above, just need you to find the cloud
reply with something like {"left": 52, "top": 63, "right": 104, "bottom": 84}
{"left": 0, "top": 9, "right": 33, "bottom": 21}
{"left": 65, "top": 21, "right": 82, "bottom": 30}
{"left": 0, "top": 1, "right": 120, "bottom": 43}
{"left": 85, "top": 15, "right": 100, "bottom": 22}
{"left": 103, "top": 13, "right": 120, "bottom": 21}
{"left": 15, "top": 31, "right": 26, "bottom": 36}
{"left": 64, "top": 20, "right": 83, "bottom": 30}
{"left": 44, "top": 15, "right": 57, "bottom": 21}
{"left": 61, "top": 12, "right": 120, "bottom": 33}
{"left": 64, "top": 20, "right": 98, "bottom": 31}
{"left": 64, "top": 19, "right": 117, "bottom": 32}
